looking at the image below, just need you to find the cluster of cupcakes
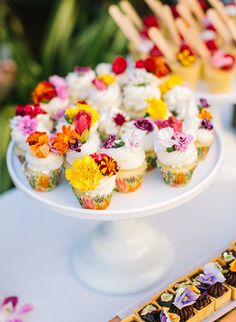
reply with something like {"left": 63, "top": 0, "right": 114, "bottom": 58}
{"left": 110, "top": 240, "right": 236, "bottom": 322}
{"left": 109, "top": 0, "right": 236, "bottom": 93}
{"left": 10, "top": 57, "right": 215, "bottom": 210}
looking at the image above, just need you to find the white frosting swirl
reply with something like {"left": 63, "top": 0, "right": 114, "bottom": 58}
{"left": 164, "top": 85, "right": 198, "bottom": 120}
{"left": 184, "top": 117, "right": 214, "bottom": 145}
{"left": 95, "top": 63, "right": 112, "bottom": 75}
{"left": 26, "top": 152, "right": 63, "bottom": 172}
{"left": 66, "top": 133, "right": 100, "bottom": 166}
{"left": 99, "top": 108, "right": 129, "bottom": 136}
{"left": 36, "top": 114, "right": 53, "bottom": 132}
{"left": 183, "top": 117, "right": 201, "bottom": 139}
{"left": 196, "top": 128, "right": 214, "bottom": 145}
{"left": 119, "top": 68, "right": 160, "bottom": 87}
{"left": 66, "top": 70, "right": 95, "bottom": 101}
{"left": 102, "top": 146, "right": 145, "bottom": 170}
{"left": 86, "top": 175, "right": 116, "bottom": 197}
{"left": 157, "top": 142, "right": 197, "bottom": 167}
{"left": 40, "top": 97, "right": 69, "bottom": 117}
{"left": 87, "top": 83, "right": 121, "bottom": 112}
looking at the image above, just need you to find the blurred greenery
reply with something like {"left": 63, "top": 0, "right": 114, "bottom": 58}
{"left": 1, "top": 0, "right": 148, "bottom": 194}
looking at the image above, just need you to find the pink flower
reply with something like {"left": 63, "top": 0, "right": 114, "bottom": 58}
{"left": 49, "top": 75, "right": 68, "bottom": 100}
{"left": 18, "top": 116, "right": 37, "bottom": 135}
{"left": 92, "top": 78, "right": 107, "bottom": 91}
{"left": 173, "top": 132, "right": 193, "bottom": 151}
{"left": 0, "top": 296, "right": 33, "bottom": 322}
{"left": 74, "top": 110, "right": 92, "bottom": 136}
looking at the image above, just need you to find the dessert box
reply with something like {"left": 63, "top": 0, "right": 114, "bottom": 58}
{"left": 109, "top": 240, "right": 236, "bottom": 322}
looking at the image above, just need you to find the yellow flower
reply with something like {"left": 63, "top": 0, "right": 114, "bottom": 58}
{"left": 98, "top": 74, "right": 116, "bottom": 85}
{"left": 198, "top": 108, "right": 213, "bottom": 120}
{"left": 177, "top": 50, "right": 196, "bottom": 67}
{"left": 65, "top": 107, "right": 79, "bottom": 123}
{"left": 230, "top": 259, "right": 236, "bottom": 272}
{"left": 65, "top": 103, "right": 99, "bottom": 126}
{"left": 160, "top": 74, "right": 183, "bottom": 96}
{"left": 65, "top": 156, "right": 103, "bottom": 192}
{"left": 146, "top": 98, "right": 168, "bottom": 120}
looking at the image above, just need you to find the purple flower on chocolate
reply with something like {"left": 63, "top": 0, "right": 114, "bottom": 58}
{"left": 160, "top": 310, "right": 171, "bottom": 322}
{"left": 173, "top": 132, "right": 193, "bottom": 151}
{"left": 201, "top": 118, "right": 213, "bottom": 131}
{"left": 199, "top": 98, "right": 210, "bottom": 108}
{"left": 134, "top": 119, "right": 154, "bottom": 133}
{"left": 102, "top": 135, "right": 116, "bottom": 149}
{"left": 198, "top": 263, "right": 226, "bottom": 286}
{"left": 174, "top": 287, "right": 199, "bottom": 310}
{"left": 18, "top": 115, "right": 37, "bottom": 135}
{"left": 68, "top": 137, "right": 81, "bottom": 152}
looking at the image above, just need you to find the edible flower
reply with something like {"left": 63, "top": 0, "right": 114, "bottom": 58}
{"left": 134, "top": 119, "right": 154, "bottom": 133}
{"left": 112, "top": 56, "right": 127, "bottom": 75}
{"left": 17, "top": 115, "right": 37, "bottom": 135}
{"left": 198, "top": 108, "right": 212, "bottom": 120}
{"left": 146, "top": 98, "right": 168, "bottom": 120}
{"left": 16, "top": 104, "right": 46, "bottom": 119}
{"left": 199, "top": 98, "right": 210, "bottom": 108}
{"left": 74, "top": 110, "right": 91, "bottom": 142}
{"left": 198, "top": 263, "right": 226, "bottom": 285}
{"left": 143, "top": 15, "right": 159, "bottom": 28}
{"left": 177, "top": 45, "right": 196, "bottom": 67}
{"left": 65, "top": 102, "right": 99, "bottom": 125}
{"left": 229, "top": 259, "right": 236, "bottom": 272}
{"left": 136, "top": 57, "right": 170, "bottom": 77}
{"left": 156, "top": 116, "right": 182, "bottom": 133}
{"left": 102, "top": 135, "right": 116, "bottom": 149}
{"left": 113, "top": 112, "right": 127, "bottom": 127}
{"left": 159, "top": 75, "right": 183, "bottom": 95}
{"left": 173, "top": 132, "right": 193, "bottom": 151}
{"left": 65, "top": 155, "right": 103, "bottom": 192}
{"left": 50, "top": 125, "right": 81, "bottom": 155}
{"left": 211, "top": 49, "right": 235, "bottom": 70}
{"left": 32, "top": 80, "right": 57, "bottom": 103}
{"left": 201, "top": 119, "right": 213, "bottom": 131}
{"left": 0, "top": 296, "right": 33, "bottom": 322}
{"left": 49, "top": 75, "right": 68, "bottom": 100}
{"left": 97, "top": 74, "right": 116, "bottom": 85}
{"left": 173, "top": 287, "right": 199, "bottom": 310}
{"left": 92, "top": 78, "right": 107, "bottom": 90}
{"left": 90, "top": 153, "right": 119, "bottom": 176}
{"left": 160, "top": 310, "right": 172, "bottom": 322}
{"left": 26, "top": 131, "right": 50, "bottom": 158}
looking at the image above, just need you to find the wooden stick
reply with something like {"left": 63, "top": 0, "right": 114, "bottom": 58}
{"left": 182, "top": 0, "right": 205, "bottom": 23}
{"left": 162, "top": 5, "right": 181, "bottom": 46}
{"left": 227, "top": 19, "right": 236, "bottom": 43}
{"left": 176, "top": 18, "right": 210, "bottom": 60}
{"left": 177, "top": 3, "right": 200, "bottom": 32}
{"left": 144, "top": 0, "right": 163, "bottom": 23}
{"left": 208, "top": 0, "right": 229, "bottom": 23}
{"left": 109, "top": 5, "right": 141, "bottom": 50}
{"left": 148, "top": 27, "right": 176, "bottom": 62}
{"left": 207, "top": 9, "right": 232, "bottom": 43}
{"left": 120, "top": 1, "right": 143, "bottom": 31}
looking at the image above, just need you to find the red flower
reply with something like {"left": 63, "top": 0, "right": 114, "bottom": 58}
{"left": 112, "top": 56, "right": 127, "bottom": 75}
{"left": 135, "top": 59, "right": 146, "bottom": 69}
{"left": 179, "top": 43, "right": 194, "bottom": 54}
{"left": 16, "top": 104, "right": 46, "bottom": 119}
{"left": 144, "top": 58, "right": 156, "bottom": 73}
{"left": 113, "top": 113, "right": 126, "bottom": 126}
{"left": 168, "top": 116, "right": 183, "bottom": 133}
{"left": 222, "top": 54, "right": 235, "bottom": 71}
{"left": 74, "top": 110, "right": 92, "bottom": 136}
{"left": 143, "top": 15, "right": 159, "bottom": 28}
{"left": 171, "top": 5, "right": 179, "bottom": 18}
{"left": 150, "top": 45, "right": 163, "bottom": 57}
{"left": 205, "top": 39, "right": 218, "bottom": 53}
{"left": 32, "top": 81, "right": 57, "bottom": 103}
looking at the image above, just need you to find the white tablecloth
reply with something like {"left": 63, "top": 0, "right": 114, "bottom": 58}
{"left": 0, "top": 107, "right": 236, "bottom": 322}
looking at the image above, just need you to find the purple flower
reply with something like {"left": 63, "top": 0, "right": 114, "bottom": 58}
{"left": 68, "top": 137, "right": 81, "bottom": 152}
{"left": 173, "top": 132, "right": 193, "bottom": 151}
{"left": 199, "top": 98, "right": 210, "bottom": 108}
{"left": 201, "top": 118, "right": 213, "bottom": 131}
{"left": 198, "top": 263, "right": 226, "bottom": 286}
{"left": 0, "top": 296, "right": 33, "bottom": 322}
{"left": 198, "top": 273, "right": 219, "bottom": 285}
{"left": 52, "top": 108, "right": 66, "bottom": 121}
{"left": 160, "top": 310, "right": 171, "bottom": 322}
{"left": 102, "top": 135, "right": 116, "bottom": 149}
{"left": 17, "top": 115, "right": 37, "bottom": 135}
{"left": 174, "top": 287, "right": 199, "bottom": 310}
{"left": 134, "top": 119, "right": 154, "bottom": 133}
{"left": 74, "top": 66, "right": 92, "bottom": 73}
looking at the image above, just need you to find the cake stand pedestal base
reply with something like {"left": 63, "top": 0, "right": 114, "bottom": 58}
{"left": 73, "top": 219, "right": 174, "bottom": 295}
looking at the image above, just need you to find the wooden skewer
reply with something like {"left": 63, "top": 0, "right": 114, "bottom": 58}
{"left": 162, "top": 5, "right": 181, "bottom": 47}
{"left": 227, "top": 19, "right": 236, "bottom": 43}
{"left": 148, "top": 27, "right": 176, "bottom": 62}
{"left": 207, "top": 9, "right": 232, "bottom": 43}
{"left": 109, "top": 5, "right": 141, "bottom": 50}
{"left": 144, "top": 0, "right": 163, "bottom": 23}
{"left": 177, "top": 3, "right": 200, "bottom": 33}
{"left": 120, "top": 1, "right": 143, "bottom": 31}
{"left": 208, "top": 0, "right": 229, "bottom": 23}
{"left": 182, "top": 0, "right": 205, "bottom": 23}
{"left": 176, "top": 18, "right": 210, "bottom": 60}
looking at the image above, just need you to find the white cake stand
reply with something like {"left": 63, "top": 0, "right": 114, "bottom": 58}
{"left": 7, "top": 133, "right": 222, "bottom": 296}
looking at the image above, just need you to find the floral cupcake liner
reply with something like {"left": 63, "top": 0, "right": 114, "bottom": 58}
{"left": 24, "top": 165, "right": 63, "bottom": 192}
{"left": 157, "top": 161, "right": 197, "bottom": 187}
{"left": 196, "top": 144, "right": 211, "bottom": 161}
{"left": 145, "top": 150, "right": 157, "bottom": 171}
{"left": 73, "top": 189, "right": 112, "bottom": 210}
{"left": 116, "top": 174, "right": 144, "bottom": 193}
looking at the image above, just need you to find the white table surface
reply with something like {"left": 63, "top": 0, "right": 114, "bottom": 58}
{"left": 0, "top": 106, "right": 236, "bottom": 322}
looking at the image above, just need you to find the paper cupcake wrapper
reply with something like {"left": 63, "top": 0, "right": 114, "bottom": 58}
{"left": 73, "top": 189, "right": 112, "bottom": 210}
{"left": 24, "top": 166, "right": 63, "bottom": 192}
{"left": 157, "top": 161, "right": 197, "bottom": 187}
{"left": 196, "top": 144, "right": 211, "bottom": 161}
{"left": 145, "top": 151, "right": 157, "bottom": 171}
{"left": 116, "top": 174, "right": 144, "bottom": 193}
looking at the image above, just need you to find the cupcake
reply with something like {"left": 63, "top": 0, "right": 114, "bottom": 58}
{"left": 10, "top": 104, "right": 53, "bottom": 163}
{"left": 24, "top": 132, "right": 64, "bottom": 192}
{"left": 154, "top": 118, "right": 198, "bottom": 187}
{"left": 171, "top": 44, "right": 202, "bottom": 90}
{"left": 102, "top": 133, "right": 147, "bottom": 193}
{"left": 87, "top": 74, "right": 121, "bottom": 113}
{"left": 204, "top": 49, "right": 235, "bottom": 93}
{"left": 137, "top": 303, "right": 180, "bottom": 322}
{"left": 121, "top": 118, "right": 159, "bottom": 171}
{"left": 121, "top": 68, "right": 161, "bottom": 119}
{"left": 32, "top": 75, "right": 69, "bottom": 118}
{"left": 66, "top": 66, "right": 95, "bottom": 102}
{"left": 65, "top": 153, "right": 119, "bottom": 210}
{"left": 184, "top": 98, "right": 214, "bottom": 161}
{"left": 163, "top": 85, "right": 198, "bottom": 121}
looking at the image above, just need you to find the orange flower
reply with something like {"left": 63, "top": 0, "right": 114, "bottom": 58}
{"left": 51, "top": 125, "right": 81, "bottom": 155}
{"left": 154, "top": 57, "right": 171, "bottom": 77}
{"left": 26, "top": 132, "right": 50, "bottom": 158}
{"left": 230, "top": 259, "right": 236, "bottom": 272}
{"left": 198, "top": 108, "right": 213, "bottom": 120}
{"left": 32, "top": 81, "right": 57, "bottom": 104}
